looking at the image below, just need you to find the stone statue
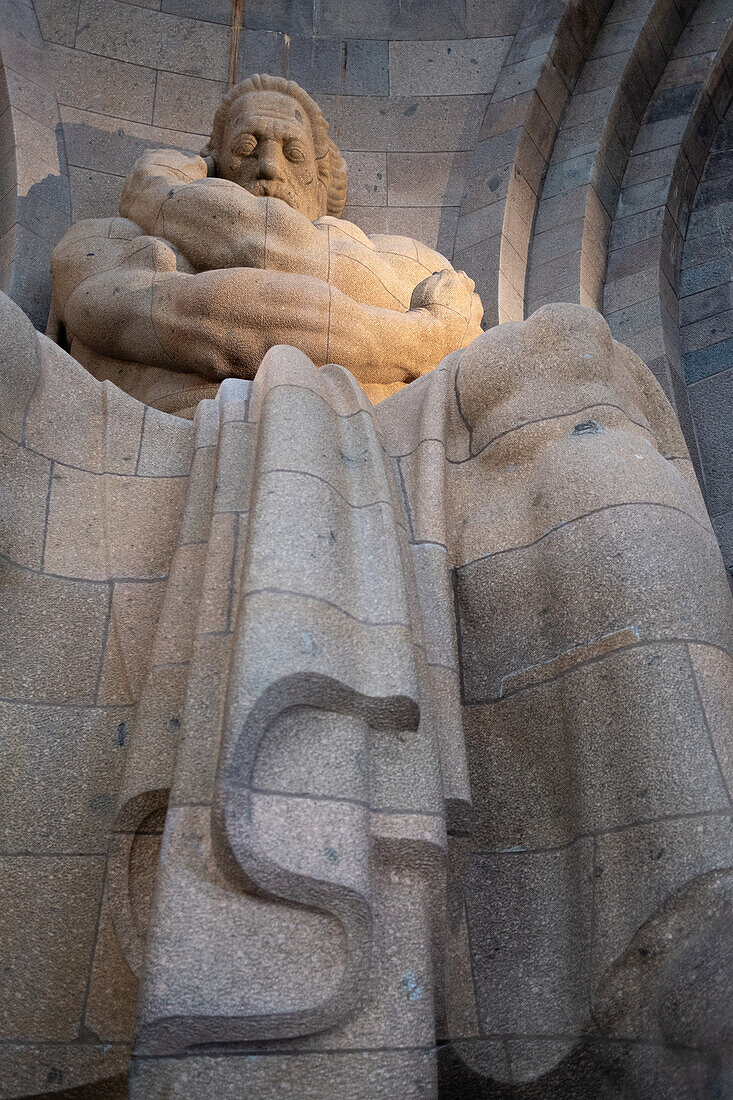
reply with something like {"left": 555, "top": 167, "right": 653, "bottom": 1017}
{"left": 50, "top": 73, "right": 482, "bottom": 413}
{"left": 2, "top": 75, "right": 731, "bottom": 1100}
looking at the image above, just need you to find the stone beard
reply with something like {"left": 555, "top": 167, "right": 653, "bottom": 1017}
{"left": 1, "top": 73, "right": 731, "bottom": 1100}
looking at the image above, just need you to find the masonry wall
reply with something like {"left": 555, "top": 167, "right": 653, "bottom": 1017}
{"left": 1, "top": 0, "right": 731, "bottom": 571}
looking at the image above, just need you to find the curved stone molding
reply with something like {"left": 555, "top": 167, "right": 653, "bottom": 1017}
{"left": 604, "top": 8, "right": 733, "bottom": 486}
{"left": 454, "top": 0, "right": 611, "bottom": 328}
{"left": 0, "top": 1, "right": 71, "bottom": 329}
{"left": 527, "top": 0, "right": 691, "bottom": 317}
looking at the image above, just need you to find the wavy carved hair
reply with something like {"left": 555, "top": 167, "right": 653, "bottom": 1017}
{"left": 204, "top": 74, "right": 348, "bottom": 217}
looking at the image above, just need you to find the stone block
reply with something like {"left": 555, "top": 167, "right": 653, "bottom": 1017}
{"left": 3, "top": 69, "right": 59, "bottom": 130}
{"left": 0, "top": 434, "right": 51, "bottom": 571}
{"left": 533, "top": 183, "right": 588, "bottom": 234}
{"left": 634, "top": 114, "right": 688, "bottom": 155}
{"left": 505, "top": 22, "right": 555, "bottom": 66}
{"left": 33, "top": 0, "right": 81, "bottom": 45}
{"left": 563, "top": 84, "right": 616, "bottom": 128}
{"left": 136, "top": 406, "right": 194, "bottom": 476}
{"left": 453, "top": 199, "right": 504, "bottom": 253}
{"left": 239, "top": 32, "right": 388, "bottom": 96}
{"left": 162, "top": 0, "right": 230, "bottom": 21}
{"left": 527, "top": 248, "right": 581, "bottom": 301}
{"left": 592, "top": 813, "right": 733, "bottom": 983}
{"left": 712, "top": 508, "right": 733, "bottom": 571}
{"left": 593, "top": 15, "right": 645, "bottom": 56}
{"left": 462, "top": 643, "right": 730, "bottom": 850}
{"left": 543, "top": 150, "right": 594, "bottom": 198}
{"left": 69, "top": 165, "right": 125, "bottom": 221}
{"left": 60, "top": 105, "right": 206, "bottom": 177}
{"left": 466, "top": 839, "right": 594, "bottom": 1036}
{"left": 318, "top": 93, "right": 487, "bottom": 152}
{"left": 459, "top": 160, "right": 510, "bottom": 218}
{"left": 44, "top": 468, "right": 186, "bottom": 581}
{"left": 345, "top": 204, "right": 458, "bottom": 254}
{"left": 0, "top": 701, "right": 130, "bottom": 852}
{"left": 493, "top": 53, "right": 545, "bottom": 104}
{"left": 75, "top": 0, "right": 229, "bottom": 80}
{"left": 98, "top": 577, "right": 168, "bottom": 704}
{"left": 679, "top": 281, "right": 732, "bottom": 327}
{"left": 617, "top": 177, "right": 667, "bottom": 219}
{"left": 0, "top": 854, "right": 105, "bottom": 1039}
{"left": 0, "top": 560, "right": 110, "bottom": 704}
{"left": 315, "top": 0, "right": 465, "bottom": 39}
{"left": 0, "top": 1041, "right": 129, "bottom": 1098}
{"left": 680, "top": 306, "right": 733, "bottom": 354}
{"left": 152, "top": 71, "right": 226, "bottom": 134}
{"left": 574, "top": 50, "right": 629, "bottom": 95}
{"left": 48, "top": 43, "right": 157, "bottom": 123}
{"left": 342, "top": 150, "right": 386, "bottom": 207}
{"left": 389, "top": 37, "right": 511, "bottom": 97}
{"left": 9, "top": 106, "right": 65, "bottom": 178}
{"left": 624, "top": 143, "right": 677, "bottom": 188}
{"left": 466, "top": 0, "right": 526, "bottom": 36}
{"left": 131, "top": 1048, "right": 437, "bottom": 1098}
{"left": 386, "top": 150, "right": 470, "bottom": 207}
{"left": 608, "top": 202, "right": 665, "bottom": 249}
{"left": 688, "top": 365, "right": 733, "bottom": 514}
{"left": 684, "top": 336, "right": 733, "bottom": 384}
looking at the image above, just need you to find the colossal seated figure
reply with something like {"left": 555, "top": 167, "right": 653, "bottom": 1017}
{"left": 1, "top": 74, "right": 731, "bottom": 1100}
{"left": 51, "top": 73, "right": 482, "bottom": 412}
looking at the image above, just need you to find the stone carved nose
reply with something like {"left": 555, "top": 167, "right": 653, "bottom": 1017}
{"left": 258, "top": 141, "right": 282, "bottom": 179}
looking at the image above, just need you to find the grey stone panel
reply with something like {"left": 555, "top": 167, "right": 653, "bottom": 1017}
{"left": 131, "top": 1048, "right": 438, "bottom": 1097}
{"left": 712, "top": 507, "right": 733, "bottom": 570}
{"left": 592, "top": 813, "right": 733, "bottom": 983}
{"left": 162, "top": 0, "right": 231, "bottom": 22}
{"left": 0, "top": 854, "right": 105, "bottom": 1039}
{"left": 462, "top": 643, "right": 730, "bottom": 851}
{"left": 60, "top": 106, "right": 206, "bottom": 177}
{"left": 69, "top": 165, "right": 125, "bottom": 221}
{"left": 465, "top": 839, "right": 594, "bottom": 1036}
{"left": 318, "top": 93, "right": 487, "bottom": 152}
{"left": 75, "top": 0, "right": 230, "bottom": 80}
{"left": 0, "top": 559, "right": 111, "bottom": 704}
{"left": 46, "top": 43, "right": 158, "bottom": 123}
{"left": 33, "top": 0, "right": 82, "bottom": 46}
{"left": 314, "top": 0, "right": 467, "bottom": 40}
{"left": 688, "top": 365, "right": 733, "bottom": 514}
{"left": 683, "top": 335, "right": 733, "bottom": 383}
{"left": 0, "top": 702, "right": 131, "bottom": 852}
{"left": 389, "top": 37, "right": 513, "bottom": 97}
{"left": 454, "top": 502, "right": 732, "bottom": 704}
{"left": 152, "top": 71, "right": 226, "bottom": 134}
{"left": 238, "top": 31, "right": 389, "bottom": 96}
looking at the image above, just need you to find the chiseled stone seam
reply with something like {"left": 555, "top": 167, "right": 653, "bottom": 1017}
{"left": 463, "top": 635, "right": 733, "bottom": 708}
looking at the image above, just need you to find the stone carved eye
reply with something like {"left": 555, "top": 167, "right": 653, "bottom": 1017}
{"left": 232, "top": 133, "right": 257, "bottom": 159}
{"left": 284, "top": 142, "right": 306, "bottom": 163}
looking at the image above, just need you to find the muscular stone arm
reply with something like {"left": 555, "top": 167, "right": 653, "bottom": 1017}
{"left": 54, "top": 226, "right": 479, "bottom": 387}
{"left": 119, "top": 151, "right": 468, "bottom": 313}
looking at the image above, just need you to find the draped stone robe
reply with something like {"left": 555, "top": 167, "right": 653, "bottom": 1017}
{"left": 1, "top": 290, "right": 731, "bottom": 1099}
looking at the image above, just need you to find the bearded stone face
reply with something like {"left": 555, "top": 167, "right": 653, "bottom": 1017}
{"left": 215, "top": 90, "right": 326, "bottom": 219}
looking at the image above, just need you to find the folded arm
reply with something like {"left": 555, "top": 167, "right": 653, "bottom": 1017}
{"left": 53, "top": 224, "right": 480, "bottom": 387}
{"left": 118, "top": 151, "right": 476, "bottom": 314}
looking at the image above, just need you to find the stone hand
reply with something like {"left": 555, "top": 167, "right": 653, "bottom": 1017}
{"left": 409, "top": 268, "right": 484, "bottom": 349}
{"left": 119, "top": 149, "right": 209, "bottom": 235}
